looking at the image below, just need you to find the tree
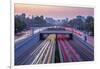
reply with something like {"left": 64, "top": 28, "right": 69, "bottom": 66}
{"left": 68, "top": 18, "right": 85, "bottom": 30}
{"left": 15, "top": 17, "right": 26, "bottom": 33}
{"left": 85, "top": 16, "right": 94, "bottom": 35}
{"left": 33, "top": 16, "right": 47, "bottom": 27}
{"left": 86, "top": 16, "right": 94, "bottom": 24}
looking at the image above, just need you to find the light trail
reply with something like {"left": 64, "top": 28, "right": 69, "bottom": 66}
{"left": 57, "top": 34, "right": 82, "bottom": 62}
{"left": 31, "top": 34, "right": 56, "bottom": 64}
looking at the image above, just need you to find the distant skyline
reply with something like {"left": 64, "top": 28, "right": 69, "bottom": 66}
{"left": 15, "top": 3, "right": 94, "bottom": 20}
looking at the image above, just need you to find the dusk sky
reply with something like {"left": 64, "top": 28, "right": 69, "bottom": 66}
{"left": 15, "top": 3, "right": 94, "bottom": 20}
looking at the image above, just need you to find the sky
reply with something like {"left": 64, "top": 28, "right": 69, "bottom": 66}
{"left": 15, "top": 3, "right": 94, "bottom": 20}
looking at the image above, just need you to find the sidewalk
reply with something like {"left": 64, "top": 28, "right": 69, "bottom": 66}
{"left": 65, "top": 28, "right": 94, "bottom": 46}
{"left": 15, "top": 27, "right": 48, "bottom": 44}
{"left": 15, "top": 30, "right": 32, "bottom": 43}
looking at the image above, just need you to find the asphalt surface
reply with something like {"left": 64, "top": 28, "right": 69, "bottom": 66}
{"left": 15, "top": 27, "right": 94, "bottom": 65}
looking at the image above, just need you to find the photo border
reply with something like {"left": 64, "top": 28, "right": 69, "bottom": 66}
{"left": 10, "top": 1, "right": 95, "bottom": 69}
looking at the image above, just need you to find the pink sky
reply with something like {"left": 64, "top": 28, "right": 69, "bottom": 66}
{"left": 15, "top": 3, "right": 94, "bottom": 19}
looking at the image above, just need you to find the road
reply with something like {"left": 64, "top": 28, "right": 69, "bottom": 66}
{"left": 57, "top": 34, "right": 93, "bottom": 62}
{"left": 15, "top": 26, "right": 94, "bottom": 65}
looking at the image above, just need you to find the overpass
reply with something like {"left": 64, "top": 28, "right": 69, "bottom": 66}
{"left": 39, "top": 30, "right": 73, "bottom": 40}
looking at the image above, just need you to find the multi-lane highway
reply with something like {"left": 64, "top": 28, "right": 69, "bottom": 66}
{"left": 15, "top": 27, "right": 94, "bottom": 65}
